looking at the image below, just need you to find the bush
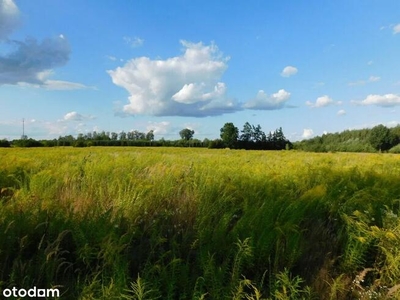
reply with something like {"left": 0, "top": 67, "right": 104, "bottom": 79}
{"left": 0, "top": 139, "right": 10, "bottom": 147}
{"left": 389, "top": 144, "right": 400, "bottom": 153}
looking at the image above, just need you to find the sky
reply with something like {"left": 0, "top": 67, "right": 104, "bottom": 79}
{"left": 1, "top": 0, "right": 400, "bottom": 141}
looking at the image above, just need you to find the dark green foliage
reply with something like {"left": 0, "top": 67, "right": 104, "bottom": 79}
{"left": 220, "top": 122, "right": 239, "bottom": 148}
{"left": 295, "top": 124, "right": 400, "bottom": 153}
{"left": 179, "top": 128, "right": 195, "bottom": 141}
{"left": 0, "top": 139, "right": 10, "bottom": 147}
{"left": 368, "top": 124, "right": 391, "bottom": 151}
{"left": 208, "top": 138, "right": 225, "bottom": 148}
{"left": 223, "top": 122, "right": 292, "bottom": 150}
{"left": 8, "top": 122, "right": 292, "bottom": 151}
{"left": 12, "top": 138, "right": 44, "bottom": 147}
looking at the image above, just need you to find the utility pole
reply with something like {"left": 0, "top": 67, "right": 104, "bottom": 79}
{"left": 21, "top": 118, "right": 27, "bottom": 140}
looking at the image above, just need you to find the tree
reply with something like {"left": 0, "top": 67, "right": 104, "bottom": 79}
{"left": 240, "top": 122, "right": 253, "bottom": 142}
{"left": 369, "top": 124, "right": 391, "bottom": 151}
{"left": 220, "top": 122, "right": 238, "bottom": 148}
{"left": 111, "top": 132, "right": 118, "bottom": 140}
{"left": 146, "top": 130, "right": 155, "bottom": 141}
{"left": 272, "top": 127, "right": 288, "bottom": 150}
{"left": 179, "top": 128, "right": 195, "bottom": 141}
{"left": 119, "top": 131, "right": 127, "bottom": 141}
{"left": 252, "top": 124, "right": 265, "bottom": 143}
{"left": 0, "top": 139, "right": 10, "bottom": 147}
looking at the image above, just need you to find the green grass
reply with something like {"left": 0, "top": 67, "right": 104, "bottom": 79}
{"left": 1, "top": 147, "right": 400, "bottom": 299}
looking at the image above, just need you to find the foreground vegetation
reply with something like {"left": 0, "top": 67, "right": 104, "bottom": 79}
{"left": 1, "top": 147, "right": 400, "bottom": 299}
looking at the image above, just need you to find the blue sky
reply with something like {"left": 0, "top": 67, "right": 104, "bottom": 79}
{"left": 1, "top": 0, "right": 400, "bottom": 141}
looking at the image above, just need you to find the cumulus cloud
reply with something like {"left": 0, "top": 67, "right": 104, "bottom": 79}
{"left": 393, "top": 24, "right": 400, "bottom": 34}
{"left": 243, "top": 89, "right": 291, "bottom": 110}
{"left": 281, "top": 66, "right": 298, "bottom": 77}
{"left": 63, "top": 112, "right": 84, "bottom": 121}
{"left": 306, "top": 95, "right": 337, "bottom": 108}
{"left": 337, "top": 109, "right": 346, "bottom": 116}
{"left": 302, "top": 129, "right": 314, "bottom": 139}
{"left": 351, "top": 93, "right": 400, "bottom": 107}
{"left": 146, "top": 121, "right": 172, "bottom": 135}
{"left": 108, "top": 40, "right": 239, "bottom": 117}
{"left": 0, "top": 0, "right": 20, "bottom": 40}
{"left": 62, "top": 111, "right": 95, "bottom": 122}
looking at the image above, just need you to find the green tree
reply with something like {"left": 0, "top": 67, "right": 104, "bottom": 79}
{"left": 389, "top": 125, "right": 400, "bottom": 147}
{"left": 252, "top": 124, "right": 265, "bottom": 142}
{"left": 179, "top": 128, "right": 195, "bottom": 141}
{"left": 119, "top": 131, "right": 127, "bottom": 141}
{"left": 220, "top": 122, "right": 238, "bottom": 148}
{"left": 110, "top": 132, "right": 118, "bottom": 140}
{"left": 0, "top": 139, "right": 10, "bottom": 147}
{"left": 272, "top": 127, "right": 289, "bottom": 150}
{"left": 240, "top": 122, "right": 253, "bottom": 142}
{"left": 369, "top": 124, "right": 391, "bottom": 151}
{"left": 146, "top": 130, "right": 155, "bottom": 141}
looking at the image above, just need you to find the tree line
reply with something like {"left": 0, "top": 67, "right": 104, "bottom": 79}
{"left": 294, "top": 124, "right": 400, "bottom": 153}
{"left": 1, "top": 122, "right": 292, "bottom": 150}
{"left": 3, "top": 123, "right": 400, "bottom": 153}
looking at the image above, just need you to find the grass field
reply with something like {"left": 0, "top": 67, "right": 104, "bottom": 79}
{"left": 1, "top": 147, "right": 400, "bottom": 299}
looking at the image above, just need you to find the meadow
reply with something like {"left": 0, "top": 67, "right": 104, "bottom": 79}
{"left": 0, "top": 147, "right": 400, "bottom": 299}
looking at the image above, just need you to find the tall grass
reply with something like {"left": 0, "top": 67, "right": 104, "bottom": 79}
{"left": 1, "top": 148, "right": 400, "bottom": 299}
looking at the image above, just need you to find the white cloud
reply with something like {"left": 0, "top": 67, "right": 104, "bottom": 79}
{"left": 387, "top": 120, "right": 400, "bottom": 127}
{"left": 64, "top": 112, "right": 84, "bottom": 121}
{"left": 146, "top": 121, "right": 171, "bottom": 135}
{"left": 348, "top": 80, "right": 365, "bottom": 87}
{"left": 306, "top": 95, "right": 336, "bottom": 108}
{"left": 62, "top": 112, "right": 95, "bottom": 123}
{"left": 108, "top": 40, "right": 239, "bottom": 117}
{"left": 124, "top": 36, "right": 144, "bottom": 48}
{"left": 351, "top": 93, "right": 400, "bottom": 107}
{"left": 348, "top": 75, "right": 380, "bottom": 86}
{"left": 393, "top": 24, "right": 400, "bottom": 34}
{"left": 42, "top": 80, "right": 90, "bottom": 90}
{"left": 243, "top": 89, "right": 291, "bottom": 110}
{"left": 302, "top": 129, "right": 314, "bottom": 139}
{"left": 17, "top": 79, "right": 90, "bottom": 90}
{"left": 281, "top": 66, "right": 298, "bottom": 77}
{"left": 172, "top": 82, "right": 226, "bottom": 104}
{"left": 0, "top": 0, "right": 20, "bottom": 40}
{"left": 337, "top": 109, "right": 346, "bottom": 116}
{"left": 316, "top": 95, "right": 333, "bottom": 107}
